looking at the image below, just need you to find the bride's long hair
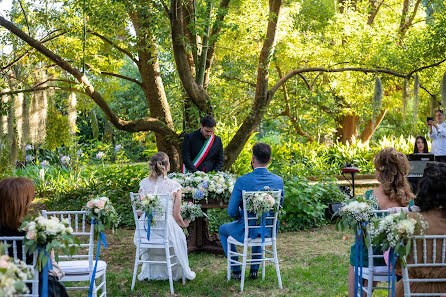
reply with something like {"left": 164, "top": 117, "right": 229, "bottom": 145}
{"left": 149, "top": 152, "right": 169, "bottom": 180}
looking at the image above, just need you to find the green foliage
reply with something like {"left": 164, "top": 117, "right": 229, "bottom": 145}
{"left": 280, "top": 177, "right": 347, "bottom": 231}
{"left": 441, "top": 72, "right": 446, "bottom": 109}
{"left": 27, "top": 164, "right": 150, "bottom": 228}
{"left": 207, "top": 208, "right": 232, "bottom": 235}
{"left": 45, "top": 106, "right": 71, "bottom": 150}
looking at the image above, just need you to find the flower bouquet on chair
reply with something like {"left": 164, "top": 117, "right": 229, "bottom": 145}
{"left": 133, "top": 194, "right": 162, "bottom": 224}
{"left": 335, "top": 196, "right": 378, "bottom": 233}
{"left": 83, "top": 196, "right": 120, "bottom": 236}
{"left": 244, "top": 191, "right": 281, "bottom": 220}
{"left": 83, "top": 196, "right": 119, "bottom": 297}
{"left": 370, "top": 211, "right": 428, "bottom": 267}
{"left": 369, "top": 211, "right": 428, "bottom": 297}
{"left": 21, "top": 216, "right": 77, "bottom": 297}
{"left": 0, "top": 243, "right": 33, "bottom": 297}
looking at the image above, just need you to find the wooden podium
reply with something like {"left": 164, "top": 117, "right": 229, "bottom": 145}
{"left": 185, "top": 199, "right": 227, "bottom": 254}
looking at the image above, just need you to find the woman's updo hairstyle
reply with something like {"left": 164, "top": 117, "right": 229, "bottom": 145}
{"left": 374, "top": 147, "right": 413, "bottom": 206}
{"left": 415, "top": 163, "right": 446, "bottom": 211}
{"left": 149, "top": 152, "right": 169, "bottom": 180}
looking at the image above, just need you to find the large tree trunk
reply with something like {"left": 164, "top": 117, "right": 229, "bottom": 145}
{"left": 224, "top": 0, "right": 282, "bottom": 169}
{"left": 130, "top": 9, "right": 181, "bottom": 170}
{"left": 336, "top": 114, "right": 359, "bottom": 144}
{"left": 359, "top": 109, "right": 387, "bottom": 143}
{"left": 7, "top": 95, "right": 18, "bottom": 167}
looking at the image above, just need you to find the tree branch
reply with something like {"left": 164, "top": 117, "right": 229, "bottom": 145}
{"left": 269, "top": 67, "right": 407, "bottom": 96}
{"left": 0, "top": 85, "right": 83, "bottom": 96}
{"left": 85, "top": 63, "right": 143, "bottom": 86}
{"left": 0, "top": 15, "right": 180, "bottom": 144}
{"left": 407, "top": 57, "right": 446, "bottom": 77}
{"left": 89, "top": 31, "right": 138, "bottom": 64}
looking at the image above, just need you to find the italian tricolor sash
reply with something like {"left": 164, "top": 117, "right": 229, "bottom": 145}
{"left": 182, "top": 134, "right": 215, "bottom": 173}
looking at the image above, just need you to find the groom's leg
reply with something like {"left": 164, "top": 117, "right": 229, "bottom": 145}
{"left": 219, "top": 223, "right": 240, "bottom": 272}
{"left": 251, "top": 245, "right": 261, "bottom": 272}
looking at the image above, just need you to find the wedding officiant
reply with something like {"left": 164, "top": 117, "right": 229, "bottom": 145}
{"left": 181, "top": 115, "right": 224, "bottom": 173}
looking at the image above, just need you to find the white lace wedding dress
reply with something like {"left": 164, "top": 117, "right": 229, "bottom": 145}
{"left": 134, "top": 176, "right": 196, "bottom": 281}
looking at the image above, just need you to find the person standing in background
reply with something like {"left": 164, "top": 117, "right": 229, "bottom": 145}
{"left": 427, "top": 110, "right": 446, "bottom": 157}
{"left": 181, "top": 115, "right": 224, "bottom": 173}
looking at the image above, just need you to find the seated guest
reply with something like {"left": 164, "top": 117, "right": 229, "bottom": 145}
{"left": 348, "top": 147, "right": 414, "bottom": 297}
{"left": 219, "top": 143, "right": 284, "bottom": 280}
{"left": 0, "top": 177, "right": 68, "bottom": 297}
{"left": 395, "top": 163, "right": 446, "bottom": 296}
{"left": 413, "top": 136, "right": 429, "bottom": 154}
{"left": 134, "top": 152, "right": 195, "bottom": 281}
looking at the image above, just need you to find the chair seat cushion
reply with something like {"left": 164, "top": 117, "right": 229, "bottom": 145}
{"left": 58, "top": 260, "right": 107, "bottom": 275}
{"left": 227, "top": 236, "right": 273, "bottom": 246}
{"left": 357, "top": 266, "right": 389, "bottom": 277}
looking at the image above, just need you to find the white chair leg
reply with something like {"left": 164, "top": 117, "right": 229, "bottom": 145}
{"left": 92, "top": 280, "right": 98, "bottom": 297}
{"left": 131, "top": 246, "right": 140, "bottom": 291}
{"left": 366, "top": 273, "right": 373, "bottom": 297}
{"left": 102, "top": 271, "right": 107, "bottom": 297}
{"left": 165, "top": 246, "right": 174, "bottom": 294}
{"left": 262, "top": 247, "right": 266, "bottom": 280}
{"left": 273, "top": 242, "right": 282, "bottom": 289}
{"left": 240, "top": 244, "right": 248, "bottom": 292}
{"left": 227, "top": 241, "right": 231, "bottom": 281}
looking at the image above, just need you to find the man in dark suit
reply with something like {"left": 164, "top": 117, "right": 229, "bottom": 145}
{"left": 181, "top": 115, "right": 224, "bottom": 173}
{"left": 219, "top": 143, "right": 284, "bottom": 280}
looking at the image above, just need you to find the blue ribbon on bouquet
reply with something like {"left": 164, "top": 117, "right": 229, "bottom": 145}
{"left": 38, "top": 248, "right": 53, "bottom": 297}
{"left": 260, "top": 212, "right": 267, "bottom": 246}
{"left": 89, "top": 219, "right": 108, "bottom": 297}
{"left": 144, "top": 211, "right": 153, "bottom": 241}
{"left": 388, "top": 248, "right": 397, "bottom": 297}
{"left": 354, "top": 223, "right": 366, "bottom": 297}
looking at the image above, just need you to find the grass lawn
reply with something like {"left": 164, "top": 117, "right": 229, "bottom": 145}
{"left": 66, "top": 225, "right": 359, "bottom": 297}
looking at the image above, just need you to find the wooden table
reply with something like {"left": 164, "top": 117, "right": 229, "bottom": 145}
{"left": 185, "top": 200, "right": 228, "bottom": 254}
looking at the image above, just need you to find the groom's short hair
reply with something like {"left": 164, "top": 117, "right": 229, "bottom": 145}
{"left": 253, "top": 143, "right": 271, "bottom": 164}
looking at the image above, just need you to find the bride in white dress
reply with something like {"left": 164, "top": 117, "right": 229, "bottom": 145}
{"left": 134, "top": 152, "right": 196, "bottom": 281}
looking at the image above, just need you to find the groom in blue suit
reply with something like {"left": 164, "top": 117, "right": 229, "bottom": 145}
{"left": 219, "top": 143, "right": 284, "bottom": 280}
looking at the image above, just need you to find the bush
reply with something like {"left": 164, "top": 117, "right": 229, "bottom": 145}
{"left": 280, "top": 177, "right": 348, "bottom": 231}
{"left": 32, "top": 163, "right": 149, "bottom": 228}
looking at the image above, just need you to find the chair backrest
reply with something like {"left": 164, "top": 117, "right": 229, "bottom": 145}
{"left": 241, "top": 190, "right": 282, "bottom": 242}
{"left": 366, "top": 209, "right": 391, "bottom": 269}
{"left": 0, "top": 236, "right": 39, "bottom": 297}
{"left": 130, "top": 192, "right": 170, "bottom": 244}
{"left": 402, "top": 235, "right": 446, "bottom": 297}
{"left": 42, "top": 210, "right": 94, "bottom": 269}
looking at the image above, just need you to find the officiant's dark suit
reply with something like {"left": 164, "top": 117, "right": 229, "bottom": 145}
{"left": 181, "top": 116, "right": 224, "bottom": 173}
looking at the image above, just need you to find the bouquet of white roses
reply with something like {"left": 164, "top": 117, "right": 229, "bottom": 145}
{"left": 21, "top": 216, "right": 77, "bottom": 270}
{"left": 335, "top": 196, "right": 378, "bottom": 233}
{"left": 244, "top": 191, "right": 281, "bottom": 219}
{"left": 180, "top": 202, "right": 207, "bottom": 222}
{"left": 369, "top": 211, "right": 428, "bottom": 266}
{"left": 83, "top": 196, "right": 120, "bottom": 235}
{"left": 0, "top": 253, "right": 33, "bottom": 297}
{"left": 169, "top": 171, "right": 236, "bottom": 203}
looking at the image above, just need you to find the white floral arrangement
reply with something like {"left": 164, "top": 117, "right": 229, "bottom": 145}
{"left": 335, "top": 196, "right": 378, "bottom": 233}
{"left": 169, "top": 171, "right": 236, "bottom": 203}
{"left": 244, "top": 190, "right": 281, "bottom": 219}
{"left": 83, "top": 196, "right": 120, "bottom": 235}
{"left": 21, "top": 216, "right": 77, "bottom": 270}
{"left": 133, "top": 194, "right": 162, "bottom": 223}
{"left": 0, "top": 248, "right": 33, "bottom": 297}
{"left": 369, "top": 211, "right": 428, "bottom": 266}
{"left": 180, "top": 202, "right": 207, "bottom": 222}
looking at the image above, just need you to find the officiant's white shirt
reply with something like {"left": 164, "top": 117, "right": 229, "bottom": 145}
{"left": 428, "top": 122, "right": 446, "bottom": 156}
